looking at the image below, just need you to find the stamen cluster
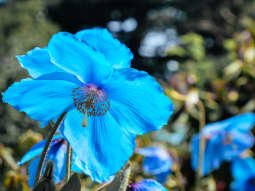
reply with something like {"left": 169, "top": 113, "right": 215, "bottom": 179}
{"left": 72, "top": 85, "right": 110, "bottom": 116}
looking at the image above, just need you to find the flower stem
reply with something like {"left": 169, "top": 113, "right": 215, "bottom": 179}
{"left": 195, "top": 100, "right": 206, "bottom": 190}
{"left": 119, "top": 162, "right": 131, "bottom": 191}
{"left": 35, "top": 112, "right": 66, "bottom": 184}
{"left": 65, "top": 142, "right": 72, "bottom": 182}
{"left": 43, "top": 161, "right": 54, "bottom": 179}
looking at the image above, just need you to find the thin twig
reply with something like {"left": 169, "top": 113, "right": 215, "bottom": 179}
{"left": 35, "top": 112, "right": 67, "bottom": 184}
{"left": 195, "top": 100, "right": 206, "bottom": 191}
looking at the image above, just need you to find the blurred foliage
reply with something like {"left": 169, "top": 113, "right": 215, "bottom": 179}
{"left": 0, "top": 0, "right": 58, "bottom": 144}
{"left": 1, "top": 0, "right": 255, "bottom": 190}
{"left": 0, "top": 0, "right": 58, "bottom": 190}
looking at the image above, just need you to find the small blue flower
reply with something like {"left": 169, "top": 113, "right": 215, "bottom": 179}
{"left": 128, "top": 179, "right": 168, "bottom": 191}
{"left": 231, "top": 157, "right": 255, "bottom": 191}
{"left": 18, "top": 135, "right": 85, "bottom": 187}
{"left": 191, "top": 113, "right": 255, "bottom": 175}
{"left": 2, "top": 28, "right": 174, "bottom": 182}
{"left": 137, "top": 147, "right": 173, "bottom": 183}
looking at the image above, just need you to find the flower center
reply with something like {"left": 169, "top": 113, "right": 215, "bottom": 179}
{"left": 72, "top": 84, "right": 110, "bottom": 117}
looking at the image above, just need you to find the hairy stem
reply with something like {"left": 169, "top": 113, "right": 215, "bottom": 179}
{"left": 195, "top": 100, "right": 206, "bottom": 190}
{"left": 35, "top": 112, "right": 67, "bottom": 184}
{"left": 119, "top": 163, "right": 131, "bottom": 191}
{"left": 65, "top": 142, "right": 72, "bottom": 182}
{"left": 43, "top": 161, "right": 54, "bottom": 179}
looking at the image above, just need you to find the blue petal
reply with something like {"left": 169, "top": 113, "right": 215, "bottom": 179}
{"left": 203, "top": 113, "right": 255, "bottom": 136}
{"left": 28, "top": 156, "right": 40, "bottom": 187}
{"left": 71, "top": 152, "right": 87, "bottom": 173}
{"left": 231, "top": 157, "right": 255, "bottom": 191}
{"left": 230, "top": 180, "right": 246, "bottom": 191}
{"left": 16, "top": 47, "right": 63, "bottom": 78}
{"left": 231, "top": 157, "right": 255, "bottom": 180}
{"left": 191, "top": 113, "right": 255, "bottom": 176}
{"left": 24, "top": 136, "right": 85, "bottom": 187}
{"left": 231, "top": 176, "right": 255, "bottom": 191}
{"left": 28, "top": 140, "right": 67, "bottom": 187}
{"left": 19, "top": 135, "right": 63, "bottom": 166}
{"left": 59, "top": 109, "right": 136, "bottom": 183}
{"left": 2, "top": 79, "right": 76, "bottom": 126}
{"left": 224, "top": 113, "right": 255, "bottom": 132}
{"left": 17, "top": 47, "right": 83, "bottom": 84}
{"left": 137, "top": 147, "right": 172, "bottom": 176}
{"left": 222, "top": 131, "right": 254, "bottom": 161}
{"left": 203, "top": 135, "right": 223, "bottom": 174}
{"left": 50, "top": 141, "right": 67, "bottom": 184}
{"left": 36, "top": 72, "right": 82, "bottom": 85}
{"left": 102, "top": 68, "right": 174, "bottom": 135}
{"left": 244, "top": 176, "right": 255, "bottom": 191}
{"left": 231, "top": 179, "right": 246, "bottom": 191}
{"left": 75, "top": 28, "right": 133, "bottom": 69}
{"left": 48, "top": 32, "right": 113, "bottom": 85}
{"left": 130, "top": 179, "right": 168, "bottom": 191}
{"left": 190, "top": 135, "right": 200, "bottom": 173}
{"left": 155, "top": 171, "right": 170, "bottom": 184}
{"left": 18, "top": 140, "right": 46, "bottom": 165}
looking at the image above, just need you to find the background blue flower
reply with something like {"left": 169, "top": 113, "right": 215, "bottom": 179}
{"left": 3, "top": 28, "right": 174, "bottom": 183}
{"left": 231, "top": 157, "right": 255, "bottom": 191}
{"left": 191, "top": 113, "right": 255, "bottom": 175}
{"left": 18, "top": 135, "right": 85, "bottom": 187}
{"left": 129, "top": 179, "right": 168, "bottom": 191}
{"left": 137, "top": 147, "right": 173, "bottom": 183}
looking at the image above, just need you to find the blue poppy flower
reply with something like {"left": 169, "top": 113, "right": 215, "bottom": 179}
{"left": 18, "top": 135, "right": 85, "bottom": 187}
{"left": 191, "top": 113, "right": 255, "bottom": 175}
{"left": 2, "top": 28, "right": 174, "bottom": 182}
{"left": 128, "top": 179, "right": 168, "bottom": 191}
{"left": 137, "top": 147, "right": 173, "bottom": 183}
{"left": 231, "top": 157, "right": 255, "bottom": 191}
